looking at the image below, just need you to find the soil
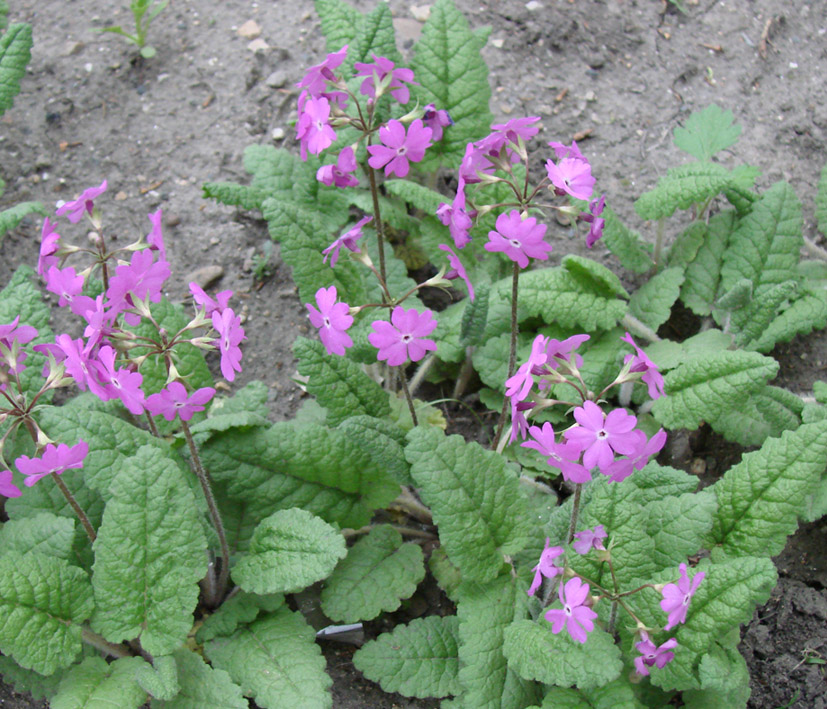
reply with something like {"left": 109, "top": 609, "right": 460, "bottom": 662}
{"left": 1, "top": 0, "right": 826, "bottom": 706}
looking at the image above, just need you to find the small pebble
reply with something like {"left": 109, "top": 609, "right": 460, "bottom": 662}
{"left": 185, "top": 265, "right": 224, "bottom": 289}
{"left": 410, "top": 4, "right": 431, "bottom": 21}
{"left": 271, "top": 127, "right": 285, "bottom": 142}
{"left": 492, "top": 38, "right": 505, "bottom": 48}
{"left": 62, "top": 41, "right": 85, "bottom": 57}
{"left": 164, "top": 214, "right": 181, "bottom": 227}
{"left": 237, "top": 20, "right": 261, "bottom": 39}
{"left": 247, "top": 39, "right": 269, "bottom": 53}
{"left": 525, "top": 0, "right": 542, "bottom": 9}
{"left": 265, "top": 70, "right": 288, "bottom": 88}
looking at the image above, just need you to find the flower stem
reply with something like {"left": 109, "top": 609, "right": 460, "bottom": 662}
{"left": 492, "top": 262, "right": 520, "bottom": 448}
{"left": 53, "top": 474, "right": 96, "bottom": 543}
{"left": 366, "top": 164, "right": 388, "bottom": 293}
{"left": 390, "top": 486, "right": 433, "bottom": 524}
{"left": 81, "top": 627, "right": 132, "bottom": 658}
{"left": 652, "top": 217, "right": 666, "bottom": 268}
{"left": 343, "top": 524, "right": 436, "bottom": 540}
{"left": 144, "top": 411, "right": 160, "bottom": 437}
{"left": 399, "top": 368, "right": 418, "bottom": 427}
{"left": 181, "top": 419, "right": 230, "bottom": 607}
{"left": 566, "top": 483, "right": 583, "bottom": 544}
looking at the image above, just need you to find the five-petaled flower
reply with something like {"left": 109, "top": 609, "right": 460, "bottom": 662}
{"left": 545, "top": 156, "right": 595, "bottom": 201}
{"left": 15, "top": 440, "right": 89, "bottom": 487}
{"left": 306, "top": 286, "right": 354, "bottom": 356}
{"left": 523, "top": 422, "right": 591, "bottom": 483}
{"left": 317, "top": 146, "right": 360, "bottom": 188}
{"left": 484, "top": 210, "right": 552, "bottom": 268}
{"left": 322, "top": 216, "right": 372, "bottom": 268}
{"left": 55, "top": 180, "right": 108, "bottom": 223}
{"left": 564, "top": 401, "right": 640, "bottom": 474}
{"left": 545, "top": 577, "right": 598, "bottom": 644}
{"left": 296, "top": 96, "right": 337, "bottom": 161}
{"left": 367, "top": 119, "right": 432, "bottom": 178}
{"left": 634, "top": 631, "right": 678, "bottom": 676}
{"left": 572, "top": 525, "right": 608, "bottom": 555}
{"left": 368, "top": 306, "right": 437, "bottom": 366}
{"left": 527, "top": 537, "right": 564, "bottom": 596}
{"left": 353, "top": 54, "right": 416, "bottom": 104}
{"left": 660, "top": 563, "right": 704, "bottom": 630}
{"left": 212, "top": 308, "right": 245, "bottom": 382}
{"left": 146, "top": 381, "right": 216, "bottom": 422}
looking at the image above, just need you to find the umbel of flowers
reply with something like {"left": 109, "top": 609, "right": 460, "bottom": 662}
{"left": 0, "top": 182, "right": 245, "bottom": 605}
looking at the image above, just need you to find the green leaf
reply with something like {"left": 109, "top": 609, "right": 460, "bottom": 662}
{"left": 816, "top": 163, "right": 827, "bottom": 236}
{"left": 51, "top": 657, "right": 147, "bottom": 709}
{"left": 455, "top": 575, "right": 540, "bottom": 708}
{"left": 746, "top": 287, "right": 827, "bottom": 353}
{"left": 0, "top": 512, "right": 75, "bottom": 560}
{"left": 734, "top": 279, "right": 799, "bottom": 346}
{"left": 0, "top": 1, "right": 8, "bottom": 31}
{"left": 708, "top": 385, "right": 803, "bottom": 446}
{"left": 346, "top": 2, "right": 400, "bottom": 70}
{"left": 629, "top": 267, "right": 684, "bottom": 330}
{"left": 0, "top": 553, "right": 94, "bottom": 675}
{"left": 294, "top": 336, "right": 390, "bottom": 426}
{"left": 681, "top": 210, "right": 736, "bottom": 315}
{"left": 0, "top": 200, "right": 45, "bottom": 239}
{"left": 321, "top": 524, "right": 425, "bottom": 622}
{"left": 709, "top": 419, "right": 827, "bottom": 557}
{"left": 135, "top": 655, "right": 178, "bottom": 701}
{"left": 682, "top": 643, "right": 751, "bottom": 709}
{"left": 151, "top": 649, "right": 247, "bottom": 709}
{"left": 353, "top": 615, "right": 461, "bottom": 699}
{"left": 460, "top": 282, "right": 490, "bottom": 346}
{"left": 384, "top": 179, "right": 446, "bottom": 214}
{"left": 411, "top": 0, "right": 493, "bottom": 168}
{"left": 672, "top": 104, "right": 742, "bottom": 161}
{"left": 562, "top": 254, "right": 630, "bottom": 299}
{"left": 232, "top": 508, "right": 346, "bottom": 595}
{"left": 652, "top": 350, "right": 778, "bottom": 429}
{"left": 502, "top": 619, "right": 622, "bottom": 690}
{"left": 336, "top": 415, "right": 412, "bottom": 486}
{"left": 202, "top": 181, "right": 264, "bottom": 211}
{"left": 197, "top": 592, "right": 283, "bottom": 643}
{"left": 666, "top": 221, "right": 707, "bottom": 269}
{"left": 602, "top": 208, "right": 653, "bottom": 274}
{"left": 314, "top": 0, "right": 363, "bottom": 52}
{"left": 537, "top": 680, "right": 645, "bottom": 708}
{"left": 0, "top": 654, "right": 62, "bottom": 701}
{"left": 406, "top": 429, "right": 533, "bottom": 582}
{"left": 494, "top": 267, "right": 627, "bottom": 331}
{"left": 635, "top": 162, "right": 734, "bottom": 220}
{"left": 646, "top": 492, "right": 716, "bottom": 570}
{"left": 206, "top": 607, "right": 332, "bottom": 709}
{"left": 91, "top": 446, "right": 207, "bottom": 656}
{"left": 629, "top": 460, "right": 699, "bottom": 503}
{"left": 0, "top": 23, "right": 32, "bottom": 114}
{"left": 719, "top": 181, "right": 803, "bottom": 296}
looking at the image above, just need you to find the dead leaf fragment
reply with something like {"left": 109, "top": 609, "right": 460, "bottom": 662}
{"left": 555, "top": 87, "right": 568, "bottom": 102}
{"left": 572, "top": 128, "right": 593, "bottom": 142}
{"left": 139, "top": 180, "right": 163, "bottom": 194}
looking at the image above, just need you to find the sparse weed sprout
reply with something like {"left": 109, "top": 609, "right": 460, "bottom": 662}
{"left": 95, "top": 0, "right": 167, "bottom": 58}
{"left": 1, "top": 1, "right": 826, "bottom": 707}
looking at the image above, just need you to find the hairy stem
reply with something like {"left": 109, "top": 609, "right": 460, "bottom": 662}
{"left": 144, "top": 410, "right": 160, "bottom": 437}
{"left": 566, "top": 483, "right": 584, "bottom": 544}
{"left": 181, "top": 419, "right": 230, "bottom": 607}
{"left": 390, "top": 486, "right": 433, "bottom": 524}
{"left": 366, "top": 164, "right": 388, "bottom": 293}
{"left": 54, "top": 474, "right": 97, "bottom": 543}
{"left": 81, "top": 627, "right": 132, "bottom": 658}
{"left": 620, "top": 312, "right": 662, "bottom": 342}
{"left": 493, "top": 262, "right": 520, "bottom": 448}
{"left": 408, "top": 353, "right": 436, "bottom": 397}
{"left": 400, "top": 368, "right": 418, "bottom": 427}
{"left": 652, "top": 217, "right": 666, "bottom": 267}
{"left": 342, "top": 524, "right": 436, "bottom": 540}
{"left": 803, "top": 235, "right": 827, "bottom": 261}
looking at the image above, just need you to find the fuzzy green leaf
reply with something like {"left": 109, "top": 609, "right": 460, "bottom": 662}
{"left": 681, "top": 210, "right": 736, "bottom": 315}
{"left": 562, "top": 254, "right": 629, "bottom": 299}
{"left": 652, "top": 350, "right": 778, "bottom": 429}
{"left": 629, "top": 267, "right": 684, "bottom": 330}
{"left": 735, "top": 280, "right": 799, "bottom": 346}
{"left": 151, "top": 649, "right": 247, "bottom": 709}
{"left": 51, "top": 657, "right": 147, "bottom": 709}
{"left": 206, "top": 607, "right": 331, "bottom": 709}
{"left": 602, "top": 208, "right": 653, "bottom": 273}
{"left": 133, "top": 655, "right": 178, "bottom": 702}
{"left": 406, "top": 429, "right": 532, "bottom": 582}
{"left": 709, "top": 419, "right": 827, "bottom": 557}
{"left": 667, "top": 221, "right": 706, "bottom": 269}
{"left": 91, "top": 446, "right": 207, "bottom": 656}
{"left": 384, "top": 179, "right": 445, "bottom": 214}
{"left": 460, "top": 283, "right": 490, "bottom": 346}
{"left": 336, "top": 415, "right": 412, "bottom": 486}
{"left": 455, "top": 575, "right": 540, "bottom": 708}
{"left": 0, "top": 23, "right": 31, "bottom": 114}
{"left": 672, "top": 104, "right": 742, "bottom": 161}
{"left": 635, "top": 163, "right": 733, "bottom": 220}
{"left": 346, "top": 2, "right": 400, "bottom": 70}
{"left": 720, "top": 181, "right": 803, "bottom": 296}
{"left": 816, "top": 163, "right": 827, "bottom": 236}
{"left": 0, "top": 553, "right": 93, "bottom": 675}
{"left": 314, "top": 0, "right": 362, "bottom": 52}
{"left": 232, "top": 508, "right": 346, "bottom": 595}
{"left": 197, "top": 593, "right": 283, "bottom": 643}
{"left": 747, "top": 287, "right": 827, "bottom": 353}
{"left": 321, "top": 524, "right": 425, "bottom": 622}
{"left": 0, "top": 200, "right": 45, "bottom": 238}
{"left": 0, "top": 513, "right": 75, "bottom": 560}
{"left": 708, "top": 385, "right": 803, "bottom": 447}
{"left": 630, "top": 461, "right": 699, "bottom": 503}
{"left": 0, "top": 655, "right": 62, "bottom": 701}
{"left": 646, "top": 492, "right": 716, "bottom": 571}
{"left": 0, "top": 1, "right": 8, "bottom": 31}
{"left": 503, "top": 619, "right": 622, "bottom": 690}
{"left": 353, "top": 615, "right": 461, "bottom": 699}
{"left": 410, "top": 0, "right": 493, "bottom": 168}
{"left": 682, "top": 643, "right": 751, "bottom": 709}
{"left": 294, "top": 336, "right": 390, "bottom": 426}
{"left": 537, "top": 680, "right": 645, "bottom": 709}
{"left": 201, "top": 181, "right": 264, "bottom": 211}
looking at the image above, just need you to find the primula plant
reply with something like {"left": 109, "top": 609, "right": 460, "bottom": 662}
{"left": 2, "top": 0, "right": 827, "bottom": 707}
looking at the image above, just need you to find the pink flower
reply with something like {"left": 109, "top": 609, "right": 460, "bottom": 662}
{"left": 564, "top": 401, "right": 640, "bottom": 474}
{"left": 580, "top": 194, "right": 606, "bottom": 248}
{"left": 106, "top": 249, "right": 171, "bottom": 324}
{"left": 620, "top": 332, "right": 665, "bottom": 399}
{"left": 368, "top": 306, "right": 437, "bottom": 366}
{"left": 0, "top": 317, "right": 38, "bottom": 379}
{"left": 548, "top": 140, "right": 585, "bottom": 162}
{"left": 95, "top": 345, "right": 146, "bottom": 415}
{"left": 44, "top": 265, "right": 94, "bottom": 317}
{"left": 189, "top": 283, "right": 233, "bottom": 318}
{"left": 438, "top": 244, "right": 474, "bottom": 301}
{"left": 317, "top": 146, "right": 360, "bottom": 188}
{"left": 604, "top": 428, "right": 667, "bottom": 483}
{"left": 661, "top": 563, "right": 704, "bottom": 631}
{"left": 522, "top": 422, "right": 591, "bottom": 483}
{"left": 43, "top": 334, "right": 108, "bottom": 399}
{"left": 459, "top": 141, "right": 494, "bottom": 184}
{"left": 541, "top": 334, "right": 590, "bottom": 373}
{"left": 572, "top": 525, "right": 607, "bottom": 555}
{"left": 354, "top": 54, "right": 417, "bottom": 104}
{"left": 212, "top": 308, "right": 245, "bottom": 381}
{"left": 527, "top": 537, "right": 564, "bottom": 596}
{"left": 545, "top": 157, "right": 595, "bottom": 201}
{"left": 634, "top": 632, "right": 678, "bottom": 676}
{"left": 491, "top": 116, "right": 541, "bottom": 145}
{"left": 82, "top": 295, "right": 117, "bottom": 349}
{"left": 0, "top": 469, "right": 22, "bottom": 498}
{"left": 423, "top": 104, "right": 453, "bottom": 142}
{"left": 306, "top": 286, "right": 354, "bottom": 356}
{"left": 146, "top": 209, "right": 166, "bottom": 261}
{"left": 484, "top": 210, "right": 552, "bottom": 268}
{"left": 367, "top": 119, "right": 432, "bottom": 178}
{"left": 510, "top": 399, "right": 534, "bottom": 443}
{"left": 322, "top": 216, "right": 372, "bottom": 268}
{"left": 296, "top": 45, "right": 348, "bottom": 97}
{"left": 38, "top": 218, "right": 62, "bottom": 276}
{"left": 55, "top": 180, "right": 108, "bottom": 223}
{"left": 296, "top": 96, "right": 337, "bottom": 161}
{"left": 16, "top": 440, "right": 89, "bottom": 487}
{"left": 146, "top": 381, "right": 216, "bottom": 422}
{"left": 545, "top": 577, "right": 598, "bottom": 644}
{"left": 436, "top": 176, "right": 472, "bottom": 248}
{"left": 505, "top": 334, "right": 548, "bottom": 403}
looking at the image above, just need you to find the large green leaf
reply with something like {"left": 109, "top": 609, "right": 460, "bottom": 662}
{"left": 708, "top": 385, "right": 803, "bottom": 446}
{"left": 206, "top": 607, "right": 331, "bottom": 709}
{"left": 151, "top": 649, "right": 247, "bottom": 709}
{"left": 314, "top": 0, "right": 363, "bottom": 53}
{"left": 91, "top": 446, "right": 207, "bottom": 656}
{"left": 51, "top": 657, "right": 147, "bottom": 709}
{"left": 672, "top": 104, "right": 742, "bottom": 161}
{"left": 0, "top": 553, "right": 94, "bottom": 675}
{"left": 345, "top": 1, "right": 401, "bottom": 70}
{"left": 628, "top": 267, "right": 684, "bottom": 330}
{"left": 681, "top": 210, "right": 736, "bottom": 315}
{"left": 406, "top": 428, "right": 532, "bottom": 582}
{"left": 601, "top": 208, "right": 653, "bottom": 274}
{"left": 0, "top": 512, "right": 75, "bottom": 560}
{"left": 353, "top": 615, "right": 461, "bottom": 699}
{"left": 635, "top": 163, "right": 734, "bottom": 220}
{"left": 321, "top": 524, "right": 425, "bottom": 622}
{"left": 0, "top": 200, "right": 45, "bottom": 239}
{"left": 0, "top": 23, "right": 31, "bottom": 114}
{"left": 646, "top": 492, "right": 716, "bottom": 571}
{"left": 746, "top": 286, "right": 827, "bottom": 353}
{"left": 196, "top": 592, "right": 283, "bottom": 643}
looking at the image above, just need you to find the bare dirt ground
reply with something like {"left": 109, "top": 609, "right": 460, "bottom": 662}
{"left": 1, "top": 0, "right": 826, "bottom": 706}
